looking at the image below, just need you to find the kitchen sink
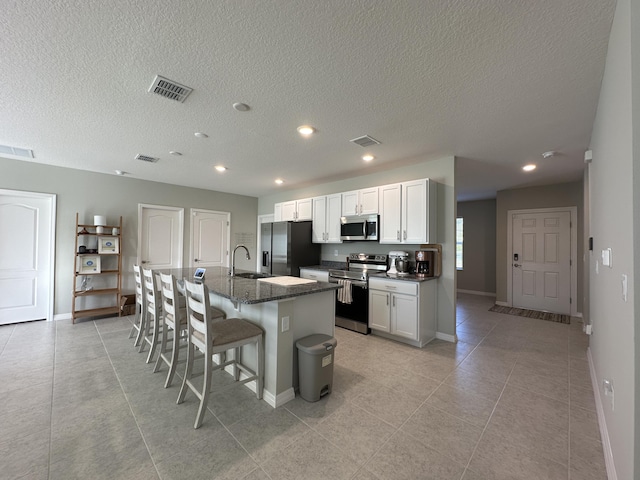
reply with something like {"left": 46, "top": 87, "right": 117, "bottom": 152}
{"left": 234, "top": 272, "right": 270, "bottom": 279}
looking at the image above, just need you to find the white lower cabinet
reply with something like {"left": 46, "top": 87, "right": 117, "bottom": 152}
{"left": 368, "top": 277, "right": 436, "bottom": 347}
{"left": 299, "top": 268, "right": 329, "bottom": 282}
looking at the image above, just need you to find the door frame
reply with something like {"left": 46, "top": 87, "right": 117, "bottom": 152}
{"left": 507, "top": 206, "right": 578, "bottom": 316}
{"left": 137, "top": 204, "right": 184, "bottom": 268}
{"left": 189, "top": 208, "right": 231, "bottom": 268}
{"left": 0, "top": 188, "right": 56, "bottom": 322}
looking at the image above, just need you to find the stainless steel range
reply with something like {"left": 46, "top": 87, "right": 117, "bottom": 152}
{"left": 329, "top": 253, "right": 387, "bottom": 334}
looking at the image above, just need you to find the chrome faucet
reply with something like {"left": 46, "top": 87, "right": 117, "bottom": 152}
{"left": 230, "top": 244, "right": 250, "bottom": 276}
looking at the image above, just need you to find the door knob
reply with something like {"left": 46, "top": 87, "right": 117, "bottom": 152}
{"left": 194, "top": 259, "right": 199, "bottom": 262}
{"left": 513, "top": 263, "right": 521, "bottom": 268}
{"left": 141, "top": 260, "right": 147, "bottom": 264}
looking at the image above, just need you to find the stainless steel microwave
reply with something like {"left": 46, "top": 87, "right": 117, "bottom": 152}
{"left": 340, "top": 215, "right": 379, "bottom": 241}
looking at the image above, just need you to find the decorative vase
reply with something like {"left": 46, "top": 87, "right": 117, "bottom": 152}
{"left": 96, "top": 226, "right": 104, "bottom": 234}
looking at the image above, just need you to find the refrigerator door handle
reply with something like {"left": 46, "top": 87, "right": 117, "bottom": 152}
{"left": 262, "top": 251, "right": 269, "bottom": 267}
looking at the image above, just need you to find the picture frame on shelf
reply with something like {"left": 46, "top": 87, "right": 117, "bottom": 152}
{"left": 78, "top": 255, "right": 101, "bottom": 274}
{"left": 97, "top": 236, "right": 120, "bottom": 254}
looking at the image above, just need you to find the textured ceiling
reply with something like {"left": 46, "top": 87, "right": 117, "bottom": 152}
{"left": 1, "top": 0, "right": 615, "bottom": 200}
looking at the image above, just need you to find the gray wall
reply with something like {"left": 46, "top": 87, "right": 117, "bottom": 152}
{"left": 495, "top": 181, "right": 584, "bottom": 312}
{"left": 457, "top": 199, "right": 496, "bottom": 295}
{"left": 0, "top": 157, "right": 258, "bottom": 317}
{"left": 259, "top": 155, "right": 458, "bottom": 338}
{"left": 588, "top": 0, "right": 638, "bottom": 476}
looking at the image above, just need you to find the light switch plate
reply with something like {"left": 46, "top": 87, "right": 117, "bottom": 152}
{"left": 602, "top": 248, "right": 612, "bottom": 267}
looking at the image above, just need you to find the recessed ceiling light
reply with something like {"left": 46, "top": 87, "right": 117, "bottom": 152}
{"left": 194, "top": 132, "right": 208, "bottom": 138}
{"left": 214, "top": 165, "right": 227, "bottom": 172}
{"left": 233, "top": 102, "right": 250, "bottom": 112}
{"left": 297, "top": 125, "right": 316, "bottom": 136}
{"left": 542, "top": 151, "right": 556, "bottom": 159}
{"left": 362, "top": 154, "right": 375, "bottom": 162}
{"left": 523, "top": 164, "right": 537, "bottom": 172}
{"left": 275, "top": 178, "right": 284, "bottom": 185}
{"left": 169, "top": 151, "right": 182, "bottom": 156}
{"left": 115, "top": 170, "right": 126, "bottom": 176}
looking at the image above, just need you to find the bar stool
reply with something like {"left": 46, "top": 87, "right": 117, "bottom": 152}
{"left": 128, "top": 265, "right": 145, "bottom": 347}
{"left": 140, "top": 268, "right": 163, "bottom": 363}
{"left": 154, "top": 273, "right": 226, "bottom": 387}
{"left": 177, "top": 279, "right": 264, "bottom": 429}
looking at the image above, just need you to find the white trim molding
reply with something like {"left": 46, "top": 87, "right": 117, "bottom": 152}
{"left": 436, "top": 332, "right": 457, "bottom": 343}
{"left": 457, "top": 289, "right": 496, "bottom": 297}
{"left": 588, "top": 347, "right": 618, "bottom": 480}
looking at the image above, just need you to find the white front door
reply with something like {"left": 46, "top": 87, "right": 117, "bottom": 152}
{"left": 0, "top": 190, "right": 56, "bottom": 324}
{"left": 512, "top": 210, "right": 571, "bottom": 314}
{"left": 190, "top": 209, "right": 230, "bottom": 267}
{"left": 138, "top": 205, "right": 184, "bottom": 269}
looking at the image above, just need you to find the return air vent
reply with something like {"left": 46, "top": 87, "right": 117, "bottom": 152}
{"left": 350, "top": 135, "right": 381, "bottom": 148}
{"left": 135, "top": 154, "right": 159, "bottom": 163}
{"left": 148, "top": 75, "right": 193, "bottom": 103}
{"left": 0, "top": 144, "right": 34, "bottom": 158}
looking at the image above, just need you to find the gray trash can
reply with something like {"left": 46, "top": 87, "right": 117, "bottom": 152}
{"left": 296, "top": 334, "right": 338, "bottom": 402}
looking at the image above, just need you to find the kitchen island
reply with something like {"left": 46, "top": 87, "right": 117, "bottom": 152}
{"left": 154, "top": 267, "right": 340, "bottom": 407}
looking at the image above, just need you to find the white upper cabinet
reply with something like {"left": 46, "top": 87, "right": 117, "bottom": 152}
{"left": 341, "top": 187, "right": 379, "bottom": 216}
{"left": 275, "top": 198, "right": 312, "bottom": 222}
{"left": 312, "top": 194, "right": 342, "bottom": 243}
{"left": 379, "top": 178, "right": 437, "bottom": 244}
{"left": 379, "top": 183, "right": 401, "bottom": 242}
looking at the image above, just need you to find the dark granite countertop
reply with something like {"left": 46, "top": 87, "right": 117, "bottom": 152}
{"left": 155, "top": 267, "right": 341, "bottom": 305}
{"left": 369, "top": 272, "right": 439, "bottom": 283}
{"left": 301, "top": 265, "right": 438, "bottom": 282}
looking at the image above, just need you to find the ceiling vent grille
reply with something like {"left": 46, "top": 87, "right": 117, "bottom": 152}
{"left": 0, "top": 144, "right": 34, "bottom": 158}
{"left": 350, "top": 135, "right": 381, "bottom": 148}
{"left": 135, "top": 154, "right": 159, "bottom": 163}
{"left": 148, "top": 75, "right": 193, "bottom": 103}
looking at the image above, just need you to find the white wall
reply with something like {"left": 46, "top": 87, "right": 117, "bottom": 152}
{"left": 588, "top": 0, "right": 637, "bottom": 477}
{"left": 0, "top": 157, "right": 258, "bottom": 317}
{"left": 258, "top": 155, "right": 457, "bottom": 338}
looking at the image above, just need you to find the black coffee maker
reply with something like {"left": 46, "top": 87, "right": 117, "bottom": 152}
{"left": 415, "top": 250, "right": 436, "bottom": 278}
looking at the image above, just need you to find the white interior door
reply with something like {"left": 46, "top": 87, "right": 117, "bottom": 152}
{"left": 190, "top": 209, "right": 230, "bottom": 267}
{"left": 0, "top": 190, "right": 55, "bottom": 324}
{"left": 138, "top": 205, "right": 184, "bottom": 269}
{"left": 512, "top": 210, "right": 571, "bottom": 314}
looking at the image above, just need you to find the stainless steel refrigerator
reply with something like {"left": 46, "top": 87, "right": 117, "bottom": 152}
{"left": 260, "top": 221, "right": 320, "bottom": 276}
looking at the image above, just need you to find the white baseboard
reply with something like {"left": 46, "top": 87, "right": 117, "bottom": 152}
{"left": 495, "top": 301, "right": 509, "bottom": 307}
{"left": 233, "top": 368, "right": 295, "bottom": 408}
{"left": 262, "top": 388, "right": 295, "bottom": 408}
{"left": 587, "top": 347, "right": 617, "bottom": 480}
{"left": 435, "top": 332, "right": 457, "bottom": 343}
{"left": 54, "top": 313, "right": 72, "bottom": 321}
{"left": 456, "top": 289, "right": 496, "bottom": 297}
{"left": 574, "top": 312, "right": 583, "bottom": 318}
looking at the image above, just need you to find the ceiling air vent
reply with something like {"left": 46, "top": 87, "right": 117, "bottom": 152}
{"left": 148, "top": 75, "right": 193, "bottom": 103}
{"left": 135, "top": 154, "right": 159, "bottom": 163}
{"left": 0, "top": 144, "right": 34, "bottom": 158}
{"left": 350, "top": 135, "right": 381, "bottom": 148}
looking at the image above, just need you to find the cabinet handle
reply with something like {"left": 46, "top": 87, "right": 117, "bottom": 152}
{"left": 386, "top": 294, "right": 389, "bottom": 306}
{"left": 141, "top": 260, "right": 148, "bottom": 264}
{"left": 386, "top": 285, "right": 397, "bottom": 290}
{"left": 194, "top": 258, "right": 199, "bottom": 262}
{"left": 393, "top": 296, "right": 396, "bottom": 307}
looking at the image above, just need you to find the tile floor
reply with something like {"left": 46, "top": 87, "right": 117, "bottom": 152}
{"left": 0, "top": 293, "right": 607, "bottom": 479}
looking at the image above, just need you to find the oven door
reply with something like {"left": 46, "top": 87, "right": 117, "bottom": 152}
{"left": 332, "top": 279, "right": 370, "bottom": 334}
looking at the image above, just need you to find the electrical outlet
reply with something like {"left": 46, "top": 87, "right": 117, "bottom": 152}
{"left": 603, "top": 379, "right": 614, "bottom": 411}
{"left": 281, "top": 316, "right": 290, "bottom": 332}
{"left": 585, "top": 324, "right": 592, "bottom": 335}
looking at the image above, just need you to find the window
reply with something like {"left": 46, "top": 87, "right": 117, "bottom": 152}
{"left": 456, "top": 217, "right": 463, "bottom": 270}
